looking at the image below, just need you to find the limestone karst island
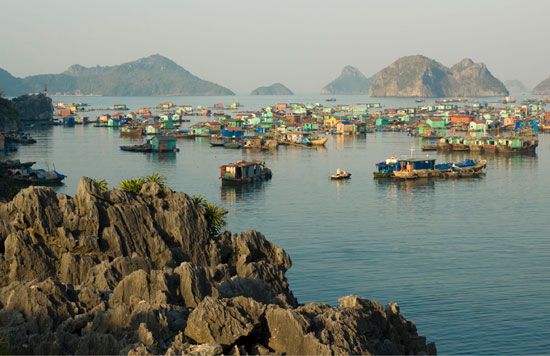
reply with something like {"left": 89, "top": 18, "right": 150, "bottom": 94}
{"left": 1, "top": 0, "right": 550, "bottom": 355}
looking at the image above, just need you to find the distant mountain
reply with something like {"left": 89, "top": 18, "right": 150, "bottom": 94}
{"left": 0, "top": 68, "right": 29, "bottom": 96}
{"left": 250, "top": 83, "right": 293, "bottom": 95}
{"left": 1, "top": 54, "right": 234, "bottom": 96}
{"left": 368, "top": 55, "right": 508, "bottom": 97}
{"left": 533, "top": 76, "right": 550, "bottom": 95}
{"left": 321, "top": 66, "right": 371, "bottom": 94}
{"left": 504, "top": 80, "right": 529, "bottom": 94}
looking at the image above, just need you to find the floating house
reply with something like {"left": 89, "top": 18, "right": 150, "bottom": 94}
{"left": 220, "top": 160, "right": 272, "bottom": 185}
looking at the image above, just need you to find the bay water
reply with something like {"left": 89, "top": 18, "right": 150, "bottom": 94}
{"left": 10, "top": 95, "right": 550, "bottom": 354}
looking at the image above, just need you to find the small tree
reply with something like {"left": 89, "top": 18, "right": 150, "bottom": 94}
{"left": 192, "top": 195, "right": 227, "bottom": 237}
{"left": 92, "top": 178, "right": 109, "bottom": 193}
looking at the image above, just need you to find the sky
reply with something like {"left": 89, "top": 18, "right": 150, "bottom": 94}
{"left": 1, "top": 0, "right": 549, "bottom": 94}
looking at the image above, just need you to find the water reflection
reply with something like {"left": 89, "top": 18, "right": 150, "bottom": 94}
{"left": 220, "top": 181, "right": 268, "bottom": 204}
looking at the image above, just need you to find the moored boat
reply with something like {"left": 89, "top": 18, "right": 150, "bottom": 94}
{"left": 8, "top": 167, "right": 66, "bottom": 185}
{"left": 311, "top": 136, "right": 329, "bottom": 146}
{"left": 330, "top": 168, "right": 351, "bottom": 180}
{"left": 374, "top": 156, "right": 486, "bottom": 180}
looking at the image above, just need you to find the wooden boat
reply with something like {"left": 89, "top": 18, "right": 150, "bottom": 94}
{"left": 421, "top": 143, "right": 437, "bottom": 151}
{"left": 120, "top": 126, "right": 143, "bottom": 138}
{"left": 0, "top": 159, "right": 35, "bottom": 169}
{"left": 451, "top": 143, "right": 470, "bottom": 151}
{"left": 330, "top": 169, "right": 351, "bottom": 180}
{"left": 120, "top": 143, "right": 152, "bottom": 152}
{"left": 9, "top": 167, "right": 66, "bottom": 185}
{"left": 437, "top": 138, "right": 452, "bottom": 151}
{"left": 223, "top": 141, "right": 242, "bottom": 149}
{"left": 311, "top": 136, "right": 329, "bottom": 146}
{"left": 220, "top": 160, "right": 272, "bottom": 185}
{"left": 374, "top": 157, "right": 487, "bottom": 180}
{"left": 210, "top": 135, "right": 228, "bottom": 147}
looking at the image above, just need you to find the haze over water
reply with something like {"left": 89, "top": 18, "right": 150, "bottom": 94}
{"left": 10, "top": 95, "right": 550, "bottom": 354}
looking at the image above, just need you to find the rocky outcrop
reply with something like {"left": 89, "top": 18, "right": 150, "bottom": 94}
{"left": 533, "top": 76, "right": 550, "bottom": 95}
{"left": 322, "top": 65, "right": 371, "bottom": 94}
{"left": 250, "top": 83, "right": 294, "bottom": 95}
{"left": 0, "top": 96, "right": 19, "bottom": 131}
{"left": 11, "top": 93, "right": 53, "bottom": 125}
{"left": 0, "top": 177, "right": 436, "bottom": 354}
{"left": 369, "top": 55, "right": 508, "bottom": 97}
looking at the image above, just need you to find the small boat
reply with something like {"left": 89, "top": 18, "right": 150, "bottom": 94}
{"left": 415, "top": 99, "right": 425, "bottom": 103}
{"left": 210, "top": 135, "right": 228, "bottom": 147}
{"left": 220, "top": 160, "right": 272, "bottom": 185}
{"left": 120, "top": 126, "right": 143, "bottom": 138}
{"left": 421, "top": 143, "right": 437, "bottom": 151}
{"left": 311, "top": 136, "right": 329, "bottom": 146}
{"left": 9, "top": 167, "right": 66, "bottom": 185}
{"left": 223, "top": 141, "right": 242, "bottom": 149}
{"left": 330, "top": 168, "right": 351, "bottom": 180}
{"left": 0, "top": 159, "right": 35, "bottom": 169}
{"left": 325, "top": 98, "right": 336, "bottom": 102}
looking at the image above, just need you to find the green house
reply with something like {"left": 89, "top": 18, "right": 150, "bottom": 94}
{"left": 426, "top": 118, "right": 446, "bottom": 129}
{"left": 150, "top": 136, "right": 177, "bottom": 151}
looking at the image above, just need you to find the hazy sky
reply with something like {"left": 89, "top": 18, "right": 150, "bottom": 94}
{"left": 1, "top": 0, "right": 549, "bottom": 93}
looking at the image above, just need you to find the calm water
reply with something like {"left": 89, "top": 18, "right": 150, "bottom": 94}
{"left": 10, "top": 95, "right": 550, "bottom": 354}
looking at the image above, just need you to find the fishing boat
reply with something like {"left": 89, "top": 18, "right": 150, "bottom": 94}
{"left": 9, "top": 167, "right": 66, "bottom": 185}
{"left": 120, "top": 126, "right": 143, "bottom": 138}
{"left": 326, "top": 98, "right": 336, "bottom": 102}
{"left": 0, "top": 159, "right": 35, "bottom": 169}
{"left": 4, "top": 132, "right": 36, "bottom": 145}
{"left": 437, "top": 137, "right": 452, "bottom": 151}
{"left": 220, "top": 160, "right": 272, "bottom": 185}
{"left": 421, "top": 143, "right": 438, "bottom": 151}
{"left": 223, "top": 140, "right": 242, "bottom": 149}
{"left": 310, "top": 136, "right": 329, "bottom": 146}
{"left": 210, "top": 134, "right": 228, "bottom": 147}
{"left": 374, "top": 157, "right": 486, "bottom": 180}
{"left": 330, "top": 168, "right": 351, "bottom": 180}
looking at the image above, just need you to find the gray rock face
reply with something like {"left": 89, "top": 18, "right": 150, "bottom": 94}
{"left": 322, "top": 65, "right": 371, "bottom": 94}
{"left": 250, "top": 83, "right": 293, "bottom": 95}
{"left": 369, "top": 55, "right": 508, "bottom": 97}
{"left": 0, "top": 177, "right": 436, "bottom": 355}
{"left": 11, "top": 93, "right": 53, "bottom": 124}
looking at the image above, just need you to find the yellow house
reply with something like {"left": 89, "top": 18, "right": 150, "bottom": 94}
{"left": 324, "top": 116, "right": 339, "bottom": 127}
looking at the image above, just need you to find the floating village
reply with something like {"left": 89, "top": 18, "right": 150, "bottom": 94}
{"left": 1, "top": 97, "right": 548, "bottom": 186}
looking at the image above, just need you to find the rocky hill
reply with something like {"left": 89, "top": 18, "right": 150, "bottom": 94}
{"left": 0, "top": 93, "right": 53, "bottom": 130}
{"left": 368, "top": 55, "right": 508, "bottom": 97}
{"left": 0, "top": 68, "right": 28, "bottom": 97}
{"left": 0, "top": 178, "right": 436, "bottom": 355}
{"left": 322, "top": 66, "right": 371, "bottom": 94}
{"left": 250, "top": 83, "right": 293, "bottom": 95}
{"left": 533, "top": 76, "right": 550, "bottom": 95}
{"left": 0, "top": 55, "right": 235, "bottom": 96}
